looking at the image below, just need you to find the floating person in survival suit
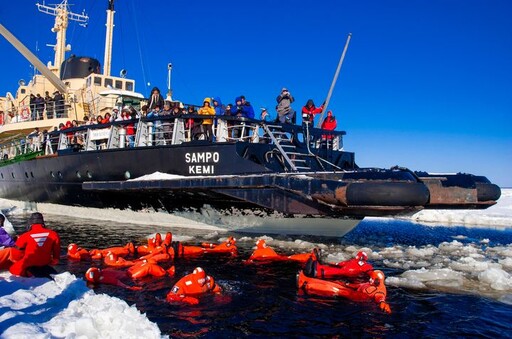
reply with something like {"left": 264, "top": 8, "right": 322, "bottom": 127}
{"left": 103, "top": 251, "right": 136, "bottom": 267}
{"left": 200, "top": 236, "right": 238, "bottom": 256}
{"left": 166, "top": 267, "right": 222, "bottom": 305}
{"left": 297, "top": 269, "right": 392, "bottom": 314}
{"left": 67, "top": 243, "right": 91, "bottom": 260}
{"left": 127, "top": 259, "right": 175, "bottom": 279}
{"left": 85, "top": 267, "right": 141, "bottom": 291}
{"left": 246, "top": 239, "right": 316, "bottom": 264}
{"left": 9, "top": 213, "right": 61, "bottom": 277}
{"left": 303, "top": 251, "right": 373, "bottom": 279}
{"left": 89, "top": 242, "right": 136, "bottom": 259}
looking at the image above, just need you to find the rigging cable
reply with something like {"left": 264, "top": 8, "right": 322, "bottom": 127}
{"left": 130, "top": 0, "right": 149, "bottom": 95}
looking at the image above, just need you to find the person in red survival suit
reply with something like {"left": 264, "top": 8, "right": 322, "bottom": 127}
{"left": 304, "top": 251, "right": 373, "bottom": 279}
{"left": 9, "top": 212, "right": 61, "bottom": 277}
{"left": 166, "top": 267, "right": 222, "bottom": 305}
{"left": 297, "top": 269, "right": 391, "bottom": 314}
{"left": 85, "top": 267, "right": 141, "bottom": 291}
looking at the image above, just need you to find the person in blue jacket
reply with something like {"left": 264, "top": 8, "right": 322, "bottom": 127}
{"left": 212, "top": 97, "right": 225, "bottom": 115}
{"left": 240, "top": 95, "right": 255, "bottom": 119}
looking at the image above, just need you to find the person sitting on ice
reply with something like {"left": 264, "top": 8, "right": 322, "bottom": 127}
{"left": 85, "top": 267, "right": 141, "bottom": 291}
{"left": 0, "top": 214, "right": 16, "bottom": 270}
{"left": 8, "top": 213, "right": 61, "bottom": 278}
{"left": 303, "top": 251, "right": 373, "bottom": 279}
{"left": 297, "top": 269, "right": 391, "bottom": 314}
{"left": 166, "top": 267, "right": 222, "bottom": 305}
{"left": 246, "top": 239, "right": 316, "bottom": 264}
{"left": 67, "top": 243, "right": 91, "bottom": 260}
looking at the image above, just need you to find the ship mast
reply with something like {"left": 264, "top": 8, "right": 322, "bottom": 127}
{"left": 103, "top": 0, "right": 115, "bottom": 76}
{"left": 36, "top": 0, "right": 89, "bottom": 76}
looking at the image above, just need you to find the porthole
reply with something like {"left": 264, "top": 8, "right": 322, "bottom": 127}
{"left": 30, "top": 172, "right": 34, "bottom": 178}
{"left": 25, "top": 172, "right": 29, "bottom": 178}
{"left": 11, "top": 173, "right": 15, "bottom": 178}
{"left": 86, "top": 171, "right": 92, "bottom": 179}
{"left": 50, "top": 171, "right": 55, "bottom": 178}
{"left": 1, "top": 173, "right": 3, "bottom": 179}
{"left": 124, "top": 171, "right": 131, "bottom": 179}
{"left": 76, "top": 171, "right": 82, "bottom": 178}
{"left": 58, "top": 171, "right": 63, "bottom": 178}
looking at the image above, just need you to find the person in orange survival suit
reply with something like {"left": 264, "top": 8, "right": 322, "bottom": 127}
{"left": 8, "top": 213, "right": 61, "bottom": 277}
{"left": 201, "top": 236, "right": 238, "bottom": 256}
{"left": 89, "top": 242, "right": 135, "bottom": 259}
{"left": 246, "top": 239, "right": 316, "bottom": 264}
{"left": 67, "top": 243, "right": 91, "bottom": 260}
{"left": 85, "top": 267, "right": 141, "bottom": 291}
{"left": 298, "top": 269, "right": 391, "bottom": 314}
{"left": 246, "top": 239, "right": 281, "bottom": 262}
{"left": 127, "top": 259, "right": 175, "bottom": 279}
{"left": 166, "top": 267, "right": 222, "bottom": 305}
{"left": 304, "top": 251, "right": 373, "bottom": 279}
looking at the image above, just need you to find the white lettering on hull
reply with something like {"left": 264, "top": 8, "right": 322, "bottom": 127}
{"left": 185, "top": 152, "right": 219, "bottom": 174}
{"left": 188, "top": 165, "right": 215, "bottom": 174}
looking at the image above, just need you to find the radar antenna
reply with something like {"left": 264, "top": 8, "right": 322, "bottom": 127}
{"left": 36, "top": 0, "right": 89, "bottom": 74}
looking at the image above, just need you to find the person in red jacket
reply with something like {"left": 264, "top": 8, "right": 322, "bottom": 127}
{"left": 9, "top": 212, "right": 61, "bottom": 277}
{"left": 166, "top": 267, "right": 222, "bottom": 305}
{"left": 301, "top": 99, "right": 323, "bottom": 125}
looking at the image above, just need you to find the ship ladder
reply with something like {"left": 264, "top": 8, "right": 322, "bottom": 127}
{"left": 263, "top": 124, "right": 312, "bottom": 172}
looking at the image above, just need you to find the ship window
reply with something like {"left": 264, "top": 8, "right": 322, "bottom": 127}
{"left": 21, "top": 89, "right": 26, "bottom": 94}
{"left": 124, "top": 171, "right": 131, "bottom": 179}
{"left": 115, "top": 80, "right": 123, "bottom": 89}
{"left": 105, "top": 78, "right": 113, "bottom": 88}
{"left": 1, "top": 173, "right": 3, "bottom": 179}
{"left": 76, "top": 171, "right": 81, "bottom": 178}
{"left": 30, "top": 172, "right": 34, "bottom": 178}
{"left": 125, "top": 82, "right": 134, "bottom": 91}
{"left": 58, "top": 171, "right": 63, "bottom": 178}
{"left": 25, "top": 172, "right": 29, "bottom": 178}
{"left": 94, "top": 77, "right": 102, "bottom": 86}
{"left": 86, "top": 77, "right": 91, "bottom": 87}
{"left": 86, "top": 171, "right": 92, "bottom": 178}
{"left": 50, "top": 171, "right": 55, "bottom": 178}
{"left": 11, "top": 173, "right": 15, "bottom": 178}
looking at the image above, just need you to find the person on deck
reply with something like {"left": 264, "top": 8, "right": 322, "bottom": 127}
{"left": 148, "top": 87, "right": 165, "bottom": 111}
{"left": 212, "top": 97, "right": 225, "bottom": 115}
{"left": 9, "top": 212, "right": 61, "bottom": 277}
{"left": 166, "top": 267, "right": 222, "bottom": 304}
{"left": 240, "top": 95, "right": 255, "bottom": 119}
{"left": 301, "top": 99, "right": 323, "bottom": 125}
{"left": 276, "top": 88, "right": 295, "bottom": 123}
{"left": 197, "top": 98, "right": 216, "bottom": 141}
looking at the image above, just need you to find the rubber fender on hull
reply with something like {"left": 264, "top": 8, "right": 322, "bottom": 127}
{"left": 476, "top": 182, "right": 501, "bottom": 202}
{"left": 346, "top": 182, "right": 429, "bottom": 206}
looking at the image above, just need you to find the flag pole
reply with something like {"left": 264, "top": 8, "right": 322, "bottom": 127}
{"left": 317, "top": 33, "right": 352, "bottom": 128}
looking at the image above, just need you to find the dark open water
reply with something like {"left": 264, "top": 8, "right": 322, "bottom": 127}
{"left": 7, "top": 213, "right": 512, "bottom": 338}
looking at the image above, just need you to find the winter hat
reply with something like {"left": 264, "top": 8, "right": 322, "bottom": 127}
{"left": 29, "top": 212, "right": 45, "bottom": 225}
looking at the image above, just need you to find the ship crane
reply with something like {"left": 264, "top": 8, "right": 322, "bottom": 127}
{"left": 36, "top": 0, "right": 89, "bottom": 76}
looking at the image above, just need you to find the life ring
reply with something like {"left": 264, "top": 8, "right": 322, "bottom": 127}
{"left": 20, "top": 107, "right": 30, "bottom": 120}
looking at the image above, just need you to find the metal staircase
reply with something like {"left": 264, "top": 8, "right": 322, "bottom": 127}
{"left": 263, "top": 124, "right": 312, "bottom": 172}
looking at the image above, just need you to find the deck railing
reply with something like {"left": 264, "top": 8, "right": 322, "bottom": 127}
{"left": 0, "top": 115, "right": 345, "bottom": 165}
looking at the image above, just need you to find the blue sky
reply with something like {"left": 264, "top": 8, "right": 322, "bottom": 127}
{"left": 1, "top": 0, "right": 511, "bottom": 187}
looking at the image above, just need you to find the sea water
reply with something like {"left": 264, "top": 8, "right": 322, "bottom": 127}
{"left": 2, "top": 212, "right": 511, "bottom": 337}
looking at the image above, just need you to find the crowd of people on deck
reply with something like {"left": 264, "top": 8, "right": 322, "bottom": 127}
{"left": 1, "top": 86, "right": 340, "bottom": 157}
{"left": 0, "top": 212, "right": 391, "bottom": 313}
